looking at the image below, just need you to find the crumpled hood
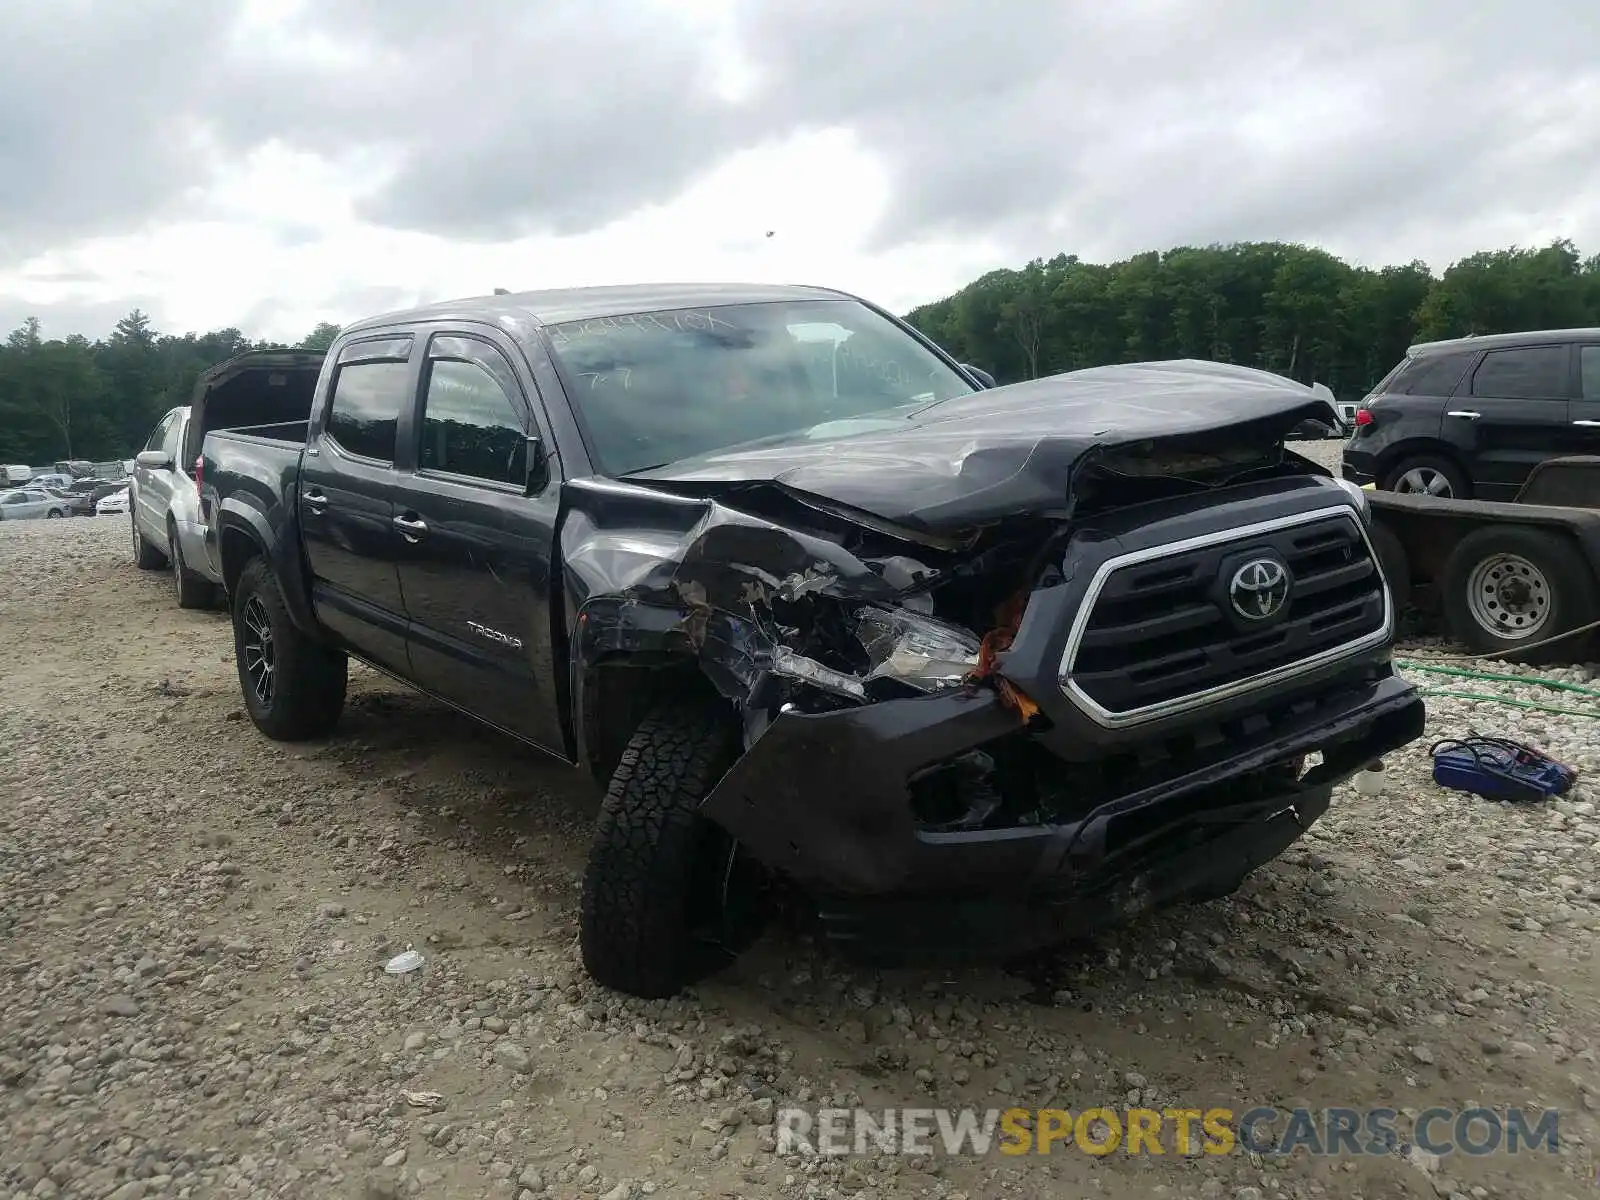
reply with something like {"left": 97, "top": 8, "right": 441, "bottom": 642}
{"left": 628, "top": 359, "right": 1339, "bottom": 531}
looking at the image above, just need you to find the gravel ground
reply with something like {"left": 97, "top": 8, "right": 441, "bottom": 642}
{"left": 2, "top": 494, "right": 1598, "bottom": 1200}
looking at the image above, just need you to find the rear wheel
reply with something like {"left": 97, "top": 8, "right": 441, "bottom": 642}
{"left": 132, "top": 514, "right": 166, "bottom": 569}
{"left": 1382, "top": 455, "right": 1471, "bottom": 500}
{"left": 1441, "top": 525, "right": 1598, "bottom": 663}
{"left": 232, "top": 557, "right": 347, "bottom": 739}
{"left": 46, "top": 509, "right": 63, "bottom": 518}
{"left": 579, "top": 698, "right": 766, "bottom": 998}
{"left": 169, "top": 519, "right": 218, "bottom": 610}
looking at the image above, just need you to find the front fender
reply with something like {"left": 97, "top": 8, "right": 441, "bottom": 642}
{"left": 567, "top": 594, "right": 705, "bottom": 783}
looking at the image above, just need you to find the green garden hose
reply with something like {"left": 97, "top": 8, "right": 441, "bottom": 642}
{"left": 1411, "top": 686, "right": 1600, "bottom": 721}
{"left": 1396, "top": 659, "right": 1600, "bottom": 701}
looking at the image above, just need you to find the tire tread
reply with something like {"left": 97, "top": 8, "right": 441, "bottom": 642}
{"left": 579, "top": 700, "right": 740, "bottom": 998}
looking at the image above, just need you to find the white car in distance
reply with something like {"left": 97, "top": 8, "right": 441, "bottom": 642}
{"left": 96, "top": 487, "right": 131, "bottom": 516}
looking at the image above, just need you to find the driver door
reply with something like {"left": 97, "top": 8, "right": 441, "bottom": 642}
{"left": 392, "top": 328, "right": 566, "bottom": 753}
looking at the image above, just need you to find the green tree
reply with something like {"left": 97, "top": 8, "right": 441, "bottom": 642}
{"left": 298, "top": 322, "right": 342, "bottom": 351}
{"left": 903, "top": 238, "right": 1600, "bottom": 401}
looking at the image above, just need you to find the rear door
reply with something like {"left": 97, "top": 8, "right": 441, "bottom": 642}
{"left": 298, "top": 333, "right": 418, "bottom": 675}
{"left": 1571, "top": 343, "right": 1600, "bottom": 457}
{"left": 392, "top": 328, "right": 566, "bottom": 752}
{"left": 1453, "top": 343, "right": 1577, "bottom": 499}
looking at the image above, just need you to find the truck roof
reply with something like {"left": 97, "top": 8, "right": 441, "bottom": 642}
{"left": 343, "top": 282, "right": 858, "bottom": 335}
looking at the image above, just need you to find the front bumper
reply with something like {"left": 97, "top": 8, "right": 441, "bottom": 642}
{"left": 703, "top": 672, "right": 1423, "bottom": 960}
{"left": 700, "top": 478, "right": 1425, "bottom": 961}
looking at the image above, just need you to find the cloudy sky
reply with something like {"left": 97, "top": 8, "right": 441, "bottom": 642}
{"left": 3, "top": 0, "right": 1597, "bottom": 343}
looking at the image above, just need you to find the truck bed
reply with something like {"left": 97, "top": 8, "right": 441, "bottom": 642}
{"left": 212, "top": 420, "right": 310, "bottom": 446}
{"left": 198, "top": 426, "right": 307, "bottom": 556}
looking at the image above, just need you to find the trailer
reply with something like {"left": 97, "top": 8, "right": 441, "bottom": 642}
{"left": 1367, "top": 456, "right": 1600, "bottom": 664}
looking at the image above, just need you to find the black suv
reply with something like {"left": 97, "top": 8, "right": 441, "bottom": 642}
{"left": 1342, "top": 329, "right": 1600, "bottom": 501}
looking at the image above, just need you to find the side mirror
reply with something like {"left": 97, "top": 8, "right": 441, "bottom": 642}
{"left": 136, "top": 449, "right": 173, "bottom": 470}
{"left": 522, "top": 435, "right": 552, "bottom": 496}
{"left": 961, "top": 364, "right": 997, "bottom": 389}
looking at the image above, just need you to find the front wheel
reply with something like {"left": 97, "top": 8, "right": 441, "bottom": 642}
{"left": 232, "top": 557, "right": 348, "bottom": 739}
{"left": 46, "top": 509, "right": 63, "bottom": 518}
{"left": 579, "top": 698, "right": 766, "bottom": 998}
{"left": 1441, "top": 525, "right": 1598, "bottom": 664}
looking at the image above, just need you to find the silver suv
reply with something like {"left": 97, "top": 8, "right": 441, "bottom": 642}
{"left": 130, "top": 405, "right": 223, "bottom": 608}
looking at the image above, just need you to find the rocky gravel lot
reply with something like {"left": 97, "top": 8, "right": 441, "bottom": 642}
{"left": 3, "top": 472, "right": 1599, "bottom": 1199}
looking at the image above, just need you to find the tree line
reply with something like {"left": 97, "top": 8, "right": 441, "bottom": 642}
{"left": 4, "top": 238, "right": 1600, "bottom": 464}
{"left": 0, "top": 313, "right": 341, "bottom": 466}
{"left": 906, "top": 239, "right": 1600, "bottom": 395}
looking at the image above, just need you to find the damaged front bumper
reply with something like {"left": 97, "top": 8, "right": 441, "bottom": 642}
{"left": 700, "top": 668, "right": 1424, "bottom": 963}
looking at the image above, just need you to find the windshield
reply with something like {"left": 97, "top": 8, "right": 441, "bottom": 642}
{"left": 544, "top": 299, "right": 977, "bottom": 475}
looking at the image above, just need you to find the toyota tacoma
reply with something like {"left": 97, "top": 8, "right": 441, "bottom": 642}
{"left": 196, "top": 284, "right": 1425, "bottom": 998}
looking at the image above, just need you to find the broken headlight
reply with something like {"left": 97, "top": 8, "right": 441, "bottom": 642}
{"left": 855, "top": 606, "right": 981, "bottom": 692}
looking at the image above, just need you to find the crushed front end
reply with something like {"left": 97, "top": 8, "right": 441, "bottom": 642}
{"left": 565, "top": 439, "right": 1426, "bottom": 965}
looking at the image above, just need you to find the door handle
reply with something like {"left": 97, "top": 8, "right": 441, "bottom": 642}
{"left": 1573, "top": 420, "right": 1600, "bottom": 427}
{"left": 302, "top": 489, "right": 328, "bottom": 515}
{"left": 1446, "top": 410, "right": 1482, "bottom": 420}
{"left": 393, "top": 514, "right": 428, "bottom": 542}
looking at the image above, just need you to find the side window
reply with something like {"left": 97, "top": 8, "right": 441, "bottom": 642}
{"left": 1580, "top": 346, "right": 1600, "bottom": 401}
{"left": 325, "top": 362, "right": 412, "bottom": 463}
{"left": 1391, "top": 352, "right": 1473, "bottom": 397}
{"left": 418, "top": 341, "right": 528, "bottom": 486}
{"left": 1470, "top": 346, "right": 1570, "bottom": 400}
{"left": 145, "top": 413, "right": 175, "bottom": 452}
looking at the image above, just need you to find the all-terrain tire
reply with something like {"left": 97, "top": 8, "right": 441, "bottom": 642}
{"left": 579, "top": 699, "right": 758, "bottom": 998}
{"left": 232, "top": 556, "right": 348, "bottom": 740}
{"left": 132, "top": 515, "right": 166, "bottom": 569}
{"left": 1441, "top": 524, "right": 1598, "bottom": 664}
{"left": 170, "top": 520, "right": 219, "bottom": 611}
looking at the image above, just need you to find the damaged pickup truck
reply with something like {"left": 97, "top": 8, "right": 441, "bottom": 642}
{"left": 198, "top": 283, "right": 1426, "bottom": 998}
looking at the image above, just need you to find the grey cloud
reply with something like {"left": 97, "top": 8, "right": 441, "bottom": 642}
{"left": 722, "top": 0, "right": 1600, "bottom": 265}
{"left": 195, "top": 0, "right": 754, "bottom": 240}
{"left": 0, "top": 2, "right": 239, "bottom": 263}
{"left": 4, "top": 0, "right": 1599, "bottom": 287}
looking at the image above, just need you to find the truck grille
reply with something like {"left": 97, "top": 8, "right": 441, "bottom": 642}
{"left": 1061, "top": 508, "right": 1389, "bottom": 724}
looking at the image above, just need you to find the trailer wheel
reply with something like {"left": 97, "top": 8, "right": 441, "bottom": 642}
{"left": 1366, "top": 521, "right": 1411, "bottom": 609}
{"left": 1441, "top": 525, "right": 1597, "bottom": 664}
{"left": 579, "top": 699, "right": 766, "bottom": 998}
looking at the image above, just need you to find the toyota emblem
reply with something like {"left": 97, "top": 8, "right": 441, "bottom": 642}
{"left": 1229, "top": 557, "right": 1290, "bottom": 620}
